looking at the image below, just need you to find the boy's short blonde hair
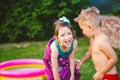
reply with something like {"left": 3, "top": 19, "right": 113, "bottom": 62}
{"left": 75, "top": 7, "right": 120, "bottom": 49}
{"left": 74, "top": 7, "right": 101, "bottom": 27}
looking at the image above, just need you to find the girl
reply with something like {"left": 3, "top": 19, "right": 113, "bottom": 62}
{"left": 43, "top": 16, "right": 81, "bottom": 80}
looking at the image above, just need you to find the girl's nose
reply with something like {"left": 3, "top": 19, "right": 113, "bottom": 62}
{"left": 65, "top": 35, "right": 69, "bottom": 40}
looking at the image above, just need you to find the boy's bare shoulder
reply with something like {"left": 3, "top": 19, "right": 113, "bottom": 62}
{"left": 96, "top": 34, "right": 113, "bottom": 50}
{"left": 95, "top": 34, "right": 111, "bottom": 46}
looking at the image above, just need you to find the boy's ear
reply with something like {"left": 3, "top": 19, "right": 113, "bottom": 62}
{"left": 88, "top": 25, "right": 93, "bottom": 31}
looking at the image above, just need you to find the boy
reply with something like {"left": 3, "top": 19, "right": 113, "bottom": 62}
{"left": 74, "top": 7, "right": 119, "bottom": 80}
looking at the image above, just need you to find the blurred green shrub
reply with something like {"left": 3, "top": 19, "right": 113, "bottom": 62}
{"left": 0, "top": 0, "right": 90, "bottom": 42}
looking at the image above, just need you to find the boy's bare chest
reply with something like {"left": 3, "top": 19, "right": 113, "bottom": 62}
{"left": 89, "top": 41, "right": 101, "bottom": 55}
{"left": 90, "top": 43, "right": 107, "bottom": 61}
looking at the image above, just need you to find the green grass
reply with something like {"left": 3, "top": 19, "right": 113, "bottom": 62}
{"left": 0, "top": 41, "right": 47, "bottom": 61}
{"left": 0, "top": 37, "right": 120, "bottom": 80}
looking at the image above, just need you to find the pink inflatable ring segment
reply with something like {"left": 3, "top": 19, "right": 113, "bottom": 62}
{"left": 0, "top": 59, "right": 45, "bottom": 78}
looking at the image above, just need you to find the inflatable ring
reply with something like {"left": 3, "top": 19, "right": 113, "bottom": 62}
{"left": 0, "top": 59, "right": 46, "bottom": 80}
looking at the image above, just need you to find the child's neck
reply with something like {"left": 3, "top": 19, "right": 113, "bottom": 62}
{"left": 90, "top": 29, "right": 103, "bottom": 44}
{"left": 59, "top": 44, "right": 69, "bottom": 52}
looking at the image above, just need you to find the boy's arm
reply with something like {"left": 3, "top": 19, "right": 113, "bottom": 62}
{"left": 98, "top": 40, "right": 118, "bottom": 74}
{"left": 76, "top": 50, "right": 91, "bottom": 69}
{"left": 80, "top": 50, "right": 91, "bottom": 65}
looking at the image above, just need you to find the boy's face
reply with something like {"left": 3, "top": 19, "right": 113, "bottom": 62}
{"left": 78, "top": 21, "right": 93, "bottom": 38}
{"left": 58, "top": 27, "right": 73, "bottom": 48}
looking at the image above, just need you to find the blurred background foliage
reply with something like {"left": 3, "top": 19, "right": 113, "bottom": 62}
{"left": 0, "top": 0, "right": 120, "bottom": 43}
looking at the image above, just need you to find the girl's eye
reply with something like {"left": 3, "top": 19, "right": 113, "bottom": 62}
{"left": 68, "top": 32, "right": 71, "bottom": 35}
{"left": 61, "top": 34, "right": 64, "bottom": 37}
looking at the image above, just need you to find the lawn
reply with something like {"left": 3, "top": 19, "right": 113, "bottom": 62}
{"left": 0, "top": 37, "right": 120, "bottom": 80}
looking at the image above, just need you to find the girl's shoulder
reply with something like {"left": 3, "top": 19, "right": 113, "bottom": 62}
{"left": 50, "top": 40, "right": 57, "bottom": 50}
{"left": 73, "top": 39, "right": 78, "bottom": 49}
{"left": 50, "top": 40, "right": 59, "bottom": 56}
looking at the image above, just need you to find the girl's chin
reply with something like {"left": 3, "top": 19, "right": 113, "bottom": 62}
{"left": 64, "top": 44, "right": 71, "bottom": 48}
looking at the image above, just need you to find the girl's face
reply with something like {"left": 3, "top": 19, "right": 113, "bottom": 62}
{"left": 58, "top": 27, "right": 73, "bottom": 48}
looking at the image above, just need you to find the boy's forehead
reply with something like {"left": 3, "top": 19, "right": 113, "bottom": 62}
{"left": 75, "top": 11, "right": 89, "bottom": 20}
{"left": 74, "top": 15, "right": 84, "bottom": 22}
{"left": 74, "top": 16, "right": 80, "bottom": 22}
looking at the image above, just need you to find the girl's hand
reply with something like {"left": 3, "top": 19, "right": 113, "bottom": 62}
{"left": 70, "top": 76, "right": 74, "bottom": 80}
{"left": 93, "top": 71, "right": 104, "bottom": 80}
{"left": 75, "top": 59, "right": 82, "bottom": 69}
